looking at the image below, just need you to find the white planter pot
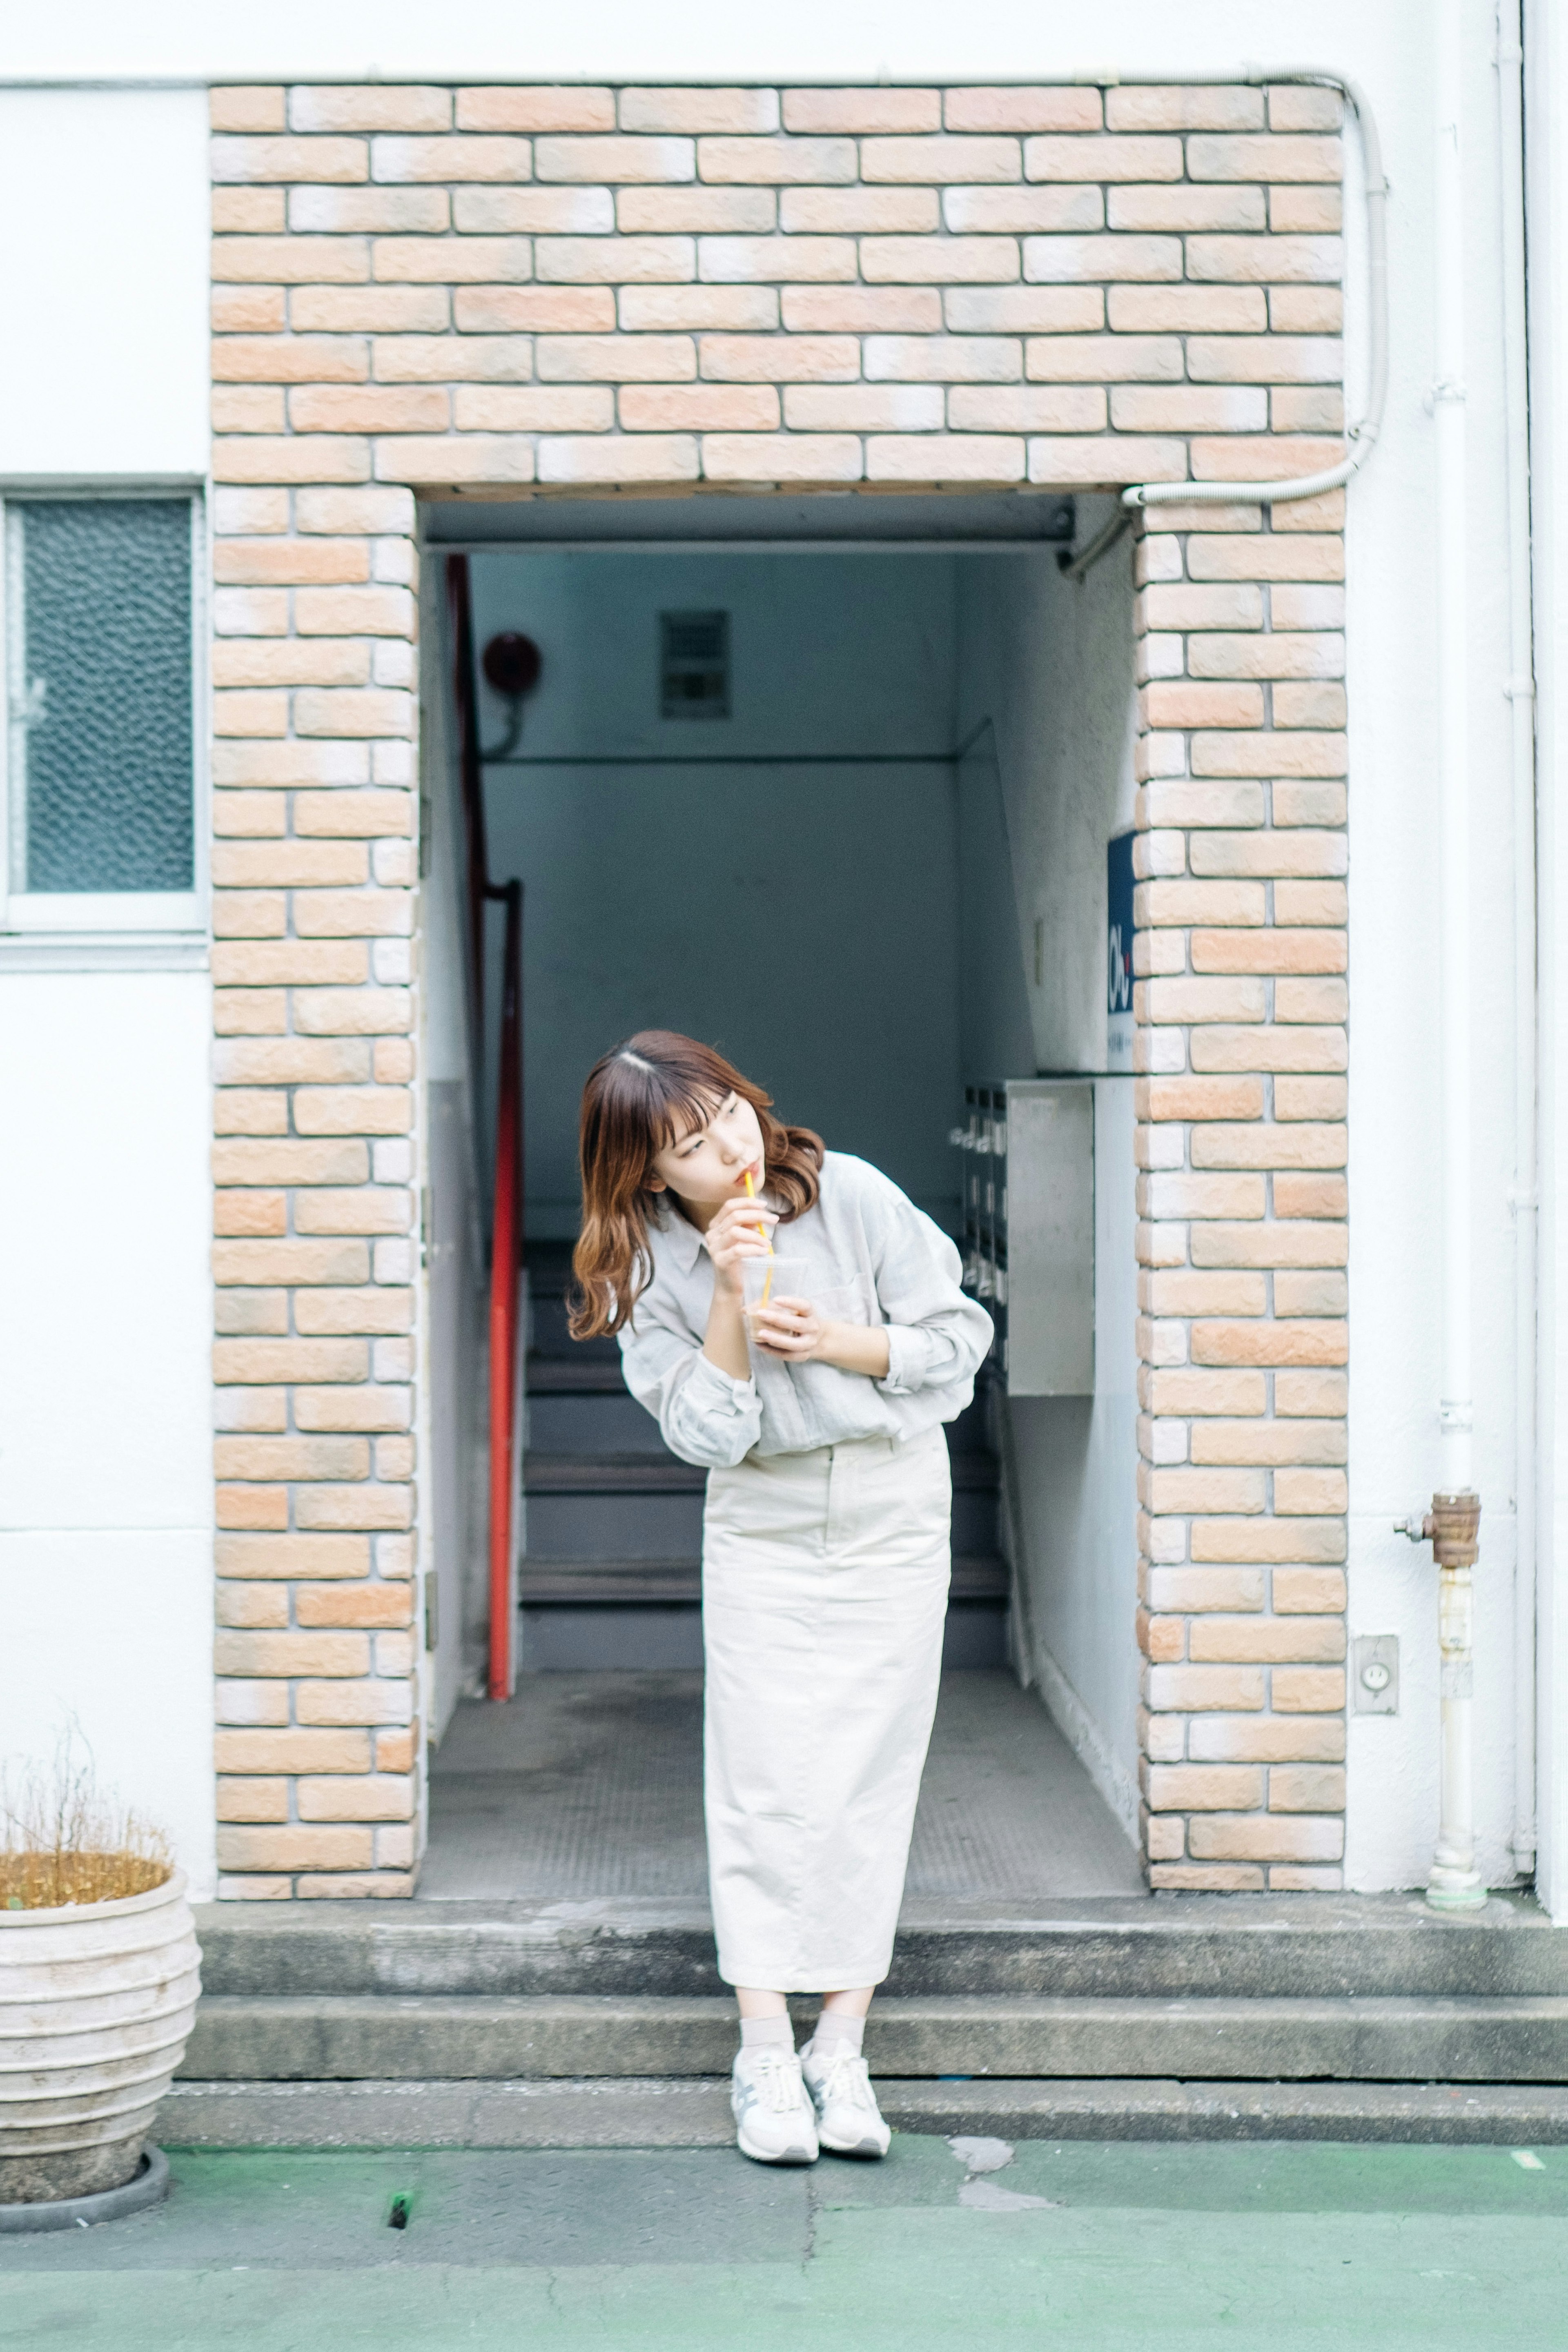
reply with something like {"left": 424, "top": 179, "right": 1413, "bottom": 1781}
{"left": 0, "top": 1870, "right": 200, "bottom": 2202}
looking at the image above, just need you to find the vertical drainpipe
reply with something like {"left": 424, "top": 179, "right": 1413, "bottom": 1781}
{"left": 1423, "top": 0, "right": 1489, "bottom": 1909}
{"left": 1497, "top": 0, "right": 1540, "bottom": 1885}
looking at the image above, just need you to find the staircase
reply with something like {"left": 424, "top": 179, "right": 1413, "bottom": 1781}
{"left": 519, "top": 1242, "right": 1010, "bottom": 1666}
{"left": 168, "top": 1893, "right": 1568, "bottom": 2149}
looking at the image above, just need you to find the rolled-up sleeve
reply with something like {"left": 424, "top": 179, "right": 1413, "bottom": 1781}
{"left": 619, "top": 1310, "right": 763, "bottom": 1470}
{"left": 868, "top": 1179, "right": 994, "bottom": 1401}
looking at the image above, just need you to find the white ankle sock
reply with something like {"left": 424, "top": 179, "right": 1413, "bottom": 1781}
{"left": 740, "top": 2013, "right": 795, "bottom": 2052}
{"left": 808, "top": 2012, "right": 865, "bottom": 2059}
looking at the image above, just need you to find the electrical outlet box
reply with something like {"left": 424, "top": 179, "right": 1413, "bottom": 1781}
{"left": 1352, "top": 1633, "right": 1399, "bottom": 1715}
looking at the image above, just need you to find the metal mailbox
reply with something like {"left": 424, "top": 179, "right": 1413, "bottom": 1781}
{"left": 952, "top": 1078, "right": 1094, "bottom": 1397}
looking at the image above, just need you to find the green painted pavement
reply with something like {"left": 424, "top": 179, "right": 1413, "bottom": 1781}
{"left": 3, "top": 2138, "right": 1566, "bottom": 2350}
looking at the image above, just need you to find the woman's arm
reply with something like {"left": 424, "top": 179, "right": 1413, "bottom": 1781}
{"left": 700, "top": 1194, "right": 778, "bottom": 1381}
{"left": 748, "top": 1300, "right": 890, "bottom": 1379}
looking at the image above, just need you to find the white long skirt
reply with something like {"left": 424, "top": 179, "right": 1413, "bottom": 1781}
{"left": 701, "top": 1424, "right": 952, "bottom": 1991}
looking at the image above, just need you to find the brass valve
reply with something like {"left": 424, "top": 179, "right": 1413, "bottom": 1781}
{"left": 1395, "top": 1490, "right": 1481, "bottom": 1568}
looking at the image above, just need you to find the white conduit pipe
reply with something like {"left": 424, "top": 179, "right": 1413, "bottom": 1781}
{"left": 1496, "top": 0, "right": 1539, "bottom": 1885}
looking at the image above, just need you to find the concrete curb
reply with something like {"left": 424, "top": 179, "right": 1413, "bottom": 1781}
{"left": 159, "top": 2078, "right": 1568, "bottom": 2149}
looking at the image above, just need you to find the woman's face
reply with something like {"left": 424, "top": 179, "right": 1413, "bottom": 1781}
{"left": 647, "top": 1090, "right": 766, "bottom": 1209}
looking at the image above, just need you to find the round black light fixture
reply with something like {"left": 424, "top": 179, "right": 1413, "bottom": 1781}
{"left": 482, "top": 632, "right": 543, "bottom": 697}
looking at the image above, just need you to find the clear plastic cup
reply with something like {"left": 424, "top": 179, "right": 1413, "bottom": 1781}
{"left": 741, "top": 1256, "right": 863, "bottom": 1350}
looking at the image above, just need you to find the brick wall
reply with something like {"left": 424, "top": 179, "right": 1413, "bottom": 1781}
{"left": 206, "top": 77, "right": 1348, "bottom": 1895}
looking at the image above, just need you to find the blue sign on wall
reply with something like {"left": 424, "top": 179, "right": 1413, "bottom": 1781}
{"left": 1107, "top": 830, "right": 1135, "bottom": 1070}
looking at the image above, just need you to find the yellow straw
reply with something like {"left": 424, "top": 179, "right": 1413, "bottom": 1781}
{"left": 744, "top": 1169, "right": 774, "bottom": 1306}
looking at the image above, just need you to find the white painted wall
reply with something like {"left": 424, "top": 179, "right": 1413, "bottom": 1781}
{"left": 0, "top": 89, "right": 214, "bottom": 1893}
{"left": 0, "top": 89, "right": 208, "bottom": 480}
{"left": 0, "top": 976, "right": 214, "bottom": 1892}
{"left": 953, "top": 533, "right": 1143, "bottom": 1828}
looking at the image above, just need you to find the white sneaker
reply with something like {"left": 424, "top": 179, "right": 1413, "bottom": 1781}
{"left": 731, "top": 2045, "right": 820, "bottom": 2166}
{"left": 800, "top": 2042, "right": 891, "bottom": 2159}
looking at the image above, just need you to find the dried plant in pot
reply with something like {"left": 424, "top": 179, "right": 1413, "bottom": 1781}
{"left": 0, "top": 1734, "right": 200, "bottom": 2204}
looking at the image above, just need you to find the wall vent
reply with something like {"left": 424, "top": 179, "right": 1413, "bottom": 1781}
{"left": 660, "top": 610, "right": 730, "bottom": 719}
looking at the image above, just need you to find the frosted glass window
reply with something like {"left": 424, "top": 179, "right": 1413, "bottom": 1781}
{"left": 8, "top": 498, "right": 194, "bottom": 893}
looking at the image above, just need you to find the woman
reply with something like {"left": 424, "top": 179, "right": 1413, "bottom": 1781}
{"left": 570, "top": 1032, "right": 993, "bottom": 2165}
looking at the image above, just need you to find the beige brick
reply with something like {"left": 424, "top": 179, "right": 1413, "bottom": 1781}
{"left": 1025, "top": 134, "right": 1182, "bottom": 182}
{"left": 1113, "top": 385, "right": 1267, "bottom": 432}
{"left": 1274, "top": 1173, "right": 1348, "bottom": 1217}
{"left": 1150, "top": 1862, "right": 1267, "bottom": 1890}
{"left": 457, "top": 89, "right": 615, "bottom": 133}
{"left": 1193, "top": 437, "right": 1344, "bottom": 488}
{"left": 538, "top": 332, "right": 695, "bottom": 381}
{"left": 292, "top": 987, "right": 412, "bottom": 1035}
{"left": 295, "top": 1484, "right": 414, "bottom": 1531}
{"left": 453, "top": 286, "right": 613, "bottom": 331}
{"left": 214, "top": 1425, "right": 369, "bottom": 1480}
{"left": 214, "top": 639, "right": 368, "bottom": 690}
{"left": 1186, "top": 336, "right": 1342, "bottom": 389}
{"left": 212, "top": 87, "right": 286, "bottom": 132}
{"left": 782, "top": 188, "right": 939, "bottom": 233}
{"left": 214, "top": 1238, "right": 369, "bottom": 1287}
{"left": 216, "top": 1481, "right": 289, "bottom": 1529}
{"left": 214, "top": 434, "right": 370, "bottom": 488}
{"left": 295, "top": 177, "right": 443, "bottom": 237}
{"left": 292, "top": 1086, "right": 411, "bottom": 1137}
{"left": 1271, "top": 1666, "right": 1346, "bottom": 1713}
{"left": 535, "top": 134, "right": 696, "bottom": 182}
{"left": 214, "top": 1191, "right": 286, "bottom": 1236}
{"left": 945, "top": 288, "right": 1103, "bottom": 333}
{"left": 784, "top": 385, "right": 944, "bottom": 431}
{"left": 1146, "top": 1272, "right": 1266, "bottom": 1319}
{"left": 216, "top": 1727, "right": 372, "bottom": 1772}
{"left": 1147, "top": 1764, "right": 1264, "bottom": 1811}
{"left": 948, "top": 386, "right": 1106, "bottom": 432}
{"left": 372, "top": 234, "right": 533, "bottom": 285}
{"left": 1143, "top": 682, "right": 1265, "bottom": 730}
{"left": 621, "top": 288, "right": 778, "bottom": 330}
{"left": 1273, "top": 1077, "right": 1348, "bottom": 1121}
{"left": 1271, "top": 187, "right": 1345, "bottom": 234}
{"left": 1275, "top": 1467, "right": 1349, "bottom": 1515}
{"left": 1191, "top": 1420, "right": 1345, "bottom": 1472}
{"left": 1191, "top": 733, "right": 1348, "bottom": 782}
{"left": 1189, "top": 234, "right": 1342, "bottom": 285}
{"left": 1273, "top": 1568, "right": 1348, "bottom": 1613}
{"left": 214, "top": 287, "right": 288, "bottom": 333}
{"left": 1275, "top": 682, "right": 1348, "bottom": 730}
{"left": 1270, "top": 1765, "right": 1347, "bottom": 1812}
{"left": 620, "top": 186, "right": 776, "bottom": 233}
{"left": 1146, "top": 1367, "right": 1269, "bottom": 1419}
{"left": 376, "top": 1727, "right": 420, "bottom": 1771}
{"left": 294, "top": 1385, "right": 411, "bottom": 1433}
{"left": 1109, "top": 285, "right": 1267, "bottom": 331}
{"left": 290, "top": 86, "right": 451, "bottom": 133}
{"left": 703, "top": 433, "right": 864, "bottom": 483}
{"left": 214, "top": 791, "right": 288, "bottom": 836}
{"left": 294, "top": 1188, "right": 412, "bottom": 1236}
{"left": 868, "top": 434, "right": 1024, "bottom": 483}
{"left": 372, "top": 134, "right": 532, "bottom": 183}
{"left": 1146, "top": 1569, "right": 1267, "bottom": 1617}
{"left": 941, "top": 187, "right": 1104, "bottom": 234}
{"left": 1147, "top": 1466, "right": 1266, "bottom": 1514}
{"left": 214, "top": 1294, "right": 289, "bottom": 1337}
{"left": 1188, "top": 1815, "right": 1343, "bottom": 1861}
{"left": 786, "top": 89, "right": 943, "bottom": 134}
{"left": 1148, "top": 1664, "right": 1265, "bottom": 1711}
{"left": 215, "top": 1627, "right": 370, "bottom": 1677}
{"left": 216, "top": 1776, "right": 288, "bottom": 1821}
{"left": 296, "top": 1580, "right": 414, "bottom": 1626}
{"left": 1025, "top": 234, "right": 1181, "bottom": 283}
{"left": 537, "top": 234, "right": 696, "bottom": 284}
{"left": 212, "top": 385, "right": 287, "bottom": 434}
{"left": 945, "top": 89, "right": 1103, "bottom": 134}
{"left": 1191, "top": 931, "right": 1345, "bottom": 977}
{"left": 212, "top": 134, "right": 369, "bottom": 184}
{"left": 292, "top": 287, "right": 450, "bottom": 334}
{"left": 861, "top": 235, "right": 1021, "bottom": 285}
{"left": 294, "top": 687, "right": 413, "bottom": 737}
{"left": 213, "top": 1085, "right": 287, "bottom": 1133}
{"left": 377, "top": 328, "right": 532, "bottom": 379}
{"left": 861, "top": 134, "right": 1021, "bottom": 184}
{"left": 1189, "top": 1611, "right": 1345, "bottom": 1660}
{"left": 1274, "top": 882, "right": 1349, "bottom": 927}
{"left": 1192, "top": 1319, "right": 1347, "bottom": 1369}
{"left": 215, "top": 534, "right": 371, "bottom": 584}
{"left": 699, "top": 234, "right": 857, "bottom": 283}
{"left": 215, "top": 1037, "right": 367, "bottom": 1086}
{"left": 1106, "top": 86, "right": 1264, "bottom": 132}
{"left": 1108, "top": 185, "right": 1266, "bottom": 233}
{"left": 1139, "top": 1173, "right": 1267, "bottom": 1222}
{"left": 214, "top": 1140, "right": 369, "bottom": 1185}
{"left": 538, "top": 434, "right": 699, "bottom": 484}
{"left": 1143, "top": 976, "right": 1268, "bottom": 1025}
{"left": 1191, "top": 1123, "right": 1345, "bottom": 1171}
{"left": 1189, "top": 1715, "right": 1345, "bottom": 1762}
{"left": 214, "top": 1343, "right": 368, "bottom": 1388}
{"left": 214, "top": 234, "right": 370, "bottom": 285}
{"left": 1028, "top": 334, "right": 1186, "bottom": 386}
{"left": 1030, "top": 436, "right": 1185, "bottom": 486}
{"left": 1137, "top": 882, "right": 1265, "bottom": 931}
{"left": 1273, "top": 386, "right": 1346, "bottom": 434}
{"left": 216, "top": 1577, "right": 289, "bottom": 1627}
{"left": 621, "top": 87, "right": 779, "bottom": 135}
{"left": 295, "top": 1290, "right": 414, "bottom": 1336}
{"left": 298, "top": 1773, "right": 416, "bottom": 1821}
{"left": 703, "top": 334, "right": 859, "bottom": 382}
{"left": 1142, "top": 1076, "right": 1265, "bottom": 1120}
{"left": 285, "top": 385, "right": 448, "bottom": 436}
{"left": 1269, "top": 87, "right": 1344, "bottom": 131}
{"left": 217, "top": 1824, "right": 375, "bottom": 1871}
{"left": 1274, "top": 1271, "right": 1348, "bottom": 1318}
{"left": 1188, "top": 132, "right": 1342, "bottom": 183}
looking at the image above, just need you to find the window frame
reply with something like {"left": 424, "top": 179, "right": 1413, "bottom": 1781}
{"left": 0, "top": 480, "right": 207, "bottom": 964}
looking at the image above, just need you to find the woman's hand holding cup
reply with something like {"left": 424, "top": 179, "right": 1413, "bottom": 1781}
{"left": 705, "top": 1194, "right": 778, "bottom": 1296}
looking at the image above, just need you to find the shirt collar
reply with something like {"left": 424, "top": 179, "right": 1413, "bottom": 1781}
{"left": 650, "top": 1185, "right": 780, "bottom": 1274}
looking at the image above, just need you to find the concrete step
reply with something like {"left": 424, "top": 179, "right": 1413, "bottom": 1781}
{"left": 157, "top": 2073, "right": 1568, "bottom": 2150}
{"left": 180, "top": 1990, "right": 1568, "bottom": 2085}
{"left": 519, "top": 1555, "right": 1010, "bottom": 1605}
{"left": 527, "top": 1355, "right": 627, "bottom": 1395}
{"left": 192, "top": 1893, "right": 1568, "bottom": 2002}
{"left": 524, "top": 1484, "right": 998, "bottom": 1559}
{"left": 524, "top": 1450, "right": 1001, "bottom": 1495}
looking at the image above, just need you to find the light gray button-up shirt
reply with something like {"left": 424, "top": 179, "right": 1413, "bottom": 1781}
{"left": 617, "top": 1151, "right": 994, "bottom": 1470}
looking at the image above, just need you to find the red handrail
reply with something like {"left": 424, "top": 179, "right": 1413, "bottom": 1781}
{"left": 445, "top": 552, "right": 525, "bottom": 1701}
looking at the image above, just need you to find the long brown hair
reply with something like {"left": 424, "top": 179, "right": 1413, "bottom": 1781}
{"left": 569, "top": 1031, "right": 823, "bottom": 1339}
